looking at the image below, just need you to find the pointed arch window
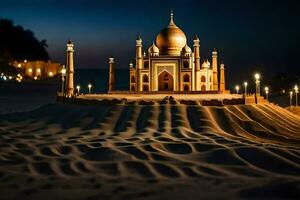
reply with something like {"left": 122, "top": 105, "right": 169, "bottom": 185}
{"left": 143, "top": 74, "right": 149, "bottom": 83}
{"left": 201, "top": 76, "right": 206, "bottom": 82}
{"left": 183, "top": 74, "right": 190, "bottom": 82}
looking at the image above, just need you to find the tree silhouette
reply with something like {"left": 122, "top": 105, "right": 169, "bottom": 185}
{"left": 0, "top": 19, "right": 49, "bottom": 74}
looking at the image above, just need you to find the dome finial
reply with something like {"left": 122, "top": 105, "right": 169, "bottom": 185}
{"left": 169, "top": 9, "right": 175, "bottom": 26}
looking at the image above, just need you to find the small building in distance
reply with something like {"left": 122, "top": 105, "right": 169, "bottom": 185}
{"left": 13, "top": 60, "right": 62, "bottom": 79}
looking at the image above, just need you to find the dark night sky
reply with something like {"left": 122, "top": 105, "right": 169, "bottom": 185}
{"left": 1, "top": 0, "right": 299, "bottom": 85}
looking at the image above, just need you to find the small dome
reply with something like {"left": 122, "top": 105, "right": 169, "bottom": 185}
{"left": 148, "top": 42, "right": 159, "bottom": 54}
{"left": 156, "top": 11, "right": 187, "bottom": 56}
{"left": 182, "top": 44, "right": 191, "bottom": 54}
{"left": 202, "top": 60, "right": 208, "bottom": 68}
{"left": 206, "top": 60, "right": 211, "bottom": 67}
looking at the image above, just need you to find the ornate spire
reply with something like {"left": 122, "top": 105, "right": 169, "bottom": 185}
{"left": 169, "top": 9, "right": 175, "bottom": 26}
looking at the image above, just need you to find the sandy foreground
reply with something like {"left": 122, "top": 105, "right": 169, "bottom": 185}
{"left": 0, "top": 96, "right": 300, "bottom": 200}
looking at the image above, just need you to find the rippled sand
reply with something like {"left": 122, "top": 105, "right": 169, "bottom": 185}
{"left": 0, "top": 101, "right": 300, "bottom": 199}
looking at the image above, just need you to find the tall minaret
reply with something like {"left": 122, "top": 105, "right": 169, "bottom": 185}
{"left": 66, "top": 40, "right": 74, "bottom": 97}
{"left": 220, "top": 62, "right": 225, "bottom": 92}
{"left": 212, "top": 48, "right": 218, "bottom": 90}
{"left": 136, "top": 36, "right": 143, "bottom": 91}
{"left": 193, "top": 35, "right": 200, "bottom": 90}
{"left": 108, "top": 57, "right": 115, "bottom": 91}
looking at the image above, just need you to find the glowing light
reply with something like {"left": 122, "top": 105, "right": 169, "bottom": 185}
{"left": 34, "top": 76, "right": 38, "bottom": 80}
{"left": 254, "top": 73, "right": 261, "bottom": 96}
{"left": 61, "top": 68, "right": 66, "bottom": 75}
{"left": 37, "top": 69, "right": 41, "bottom": 73}
{"left": 265, "top": 87, "right": 269, "bottom": 93}
{"left": 76, "top": 85, "right": 81, "bottom": 94}
{"left": 88, "top": 84, "right": 92, "bottom": 94}
{"left": 235, "top": 85, "right": 240, "bottom": 94}
{"left": 295, "top": 85, "right": 299, "bottom": 106}
{"left": 28, "top": 68, "right": 32, "bottom": 73}
{"left": 24, "top": 59, "right": 27, "bottom": 63}
{"left": 243, "top": 81, "right": 248, "bottom": 95}
{"left": 8, "top": 76, "right": 12, "bottom": 80}
{"left": 17, "top": 63, "right": 21, "bottom": 68}
{"left": 48, "top": 72, "right": 53, "bottom": 76}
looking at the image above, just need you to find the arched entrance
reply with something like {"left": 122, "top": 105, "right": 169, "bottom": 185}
{"left": 158, "top": 71, "right": 174, "bottom": 91}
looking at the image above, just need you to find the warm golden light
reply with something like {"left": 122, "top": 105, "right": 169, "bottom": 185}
{"left": 34, "top": 76, "right": 38, "bottom": 80}
{"left": 76, "top": 85, "right": 80, "bottom": 94}
{"left": 244, "top": 82, "right": 248, "bottom": 86}
{"left": 61, "top": 68, "right": 66, "bottom": 75}
{"left": 235, "top": 85, "right": 240, "bottom": 94}
{"left": 265, "top": 87, "right": 269, "bottom": 92}
{"left": 48, "top": 72, "right": 53, "bottom": 76}
{"left": 28, "top": 68, "right": 32, "bottom": 73}
{"left": 17, "top": 63, "right": 21, "bottom": 68}
{"left": 37, "top": 68, "right": 41, "bottom": 73}
{"left": 254, "top": 73, "right": 260, "bottom": 80}
{"left": 88, "top": 84, "right": 92, "bottom": 94}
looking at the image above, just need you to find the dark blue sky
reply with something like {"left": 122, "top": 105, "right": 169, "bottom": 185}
{"left": 1, "top": 0, "right": 299, "bottom": 82}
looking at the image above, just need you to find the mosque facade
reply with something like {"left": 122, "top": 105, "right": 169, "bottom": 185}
{"left": 128, "top": 11, "right": 226, "bottom": 93}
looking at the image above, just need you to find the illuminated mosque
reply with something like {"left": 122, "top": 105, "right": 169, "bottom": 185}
{"left": 64, "top": 11, "right": 228, "bottom": 97}
{"left": 127, "top": 11, "right": 226, "bottom": 93}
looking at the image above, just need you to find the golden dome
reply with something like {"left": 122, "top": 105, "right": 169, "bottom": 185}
{"left": 182, "top": 44, "right": 191, "bottom": 54}
{"left": 156, "top": 11, "right": 187, "bottom": 56}
{"left": 148, "top": 41, "right": 159, "bottom": 54}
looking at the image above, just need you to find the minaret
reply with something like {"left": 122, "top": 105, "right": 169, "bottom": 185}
{"left": 136, "top": 36, "right": 143, "bottom": 91}
{"left": 108, "top": 57, "right": 115, "bottom": 91}
{"left": 212, "top": 48, "right": 218, "bottom": 90}
{"left": 129, "top": 62, "right": 136, "bottom": 92}
{"left": 193, "top": 35, "right": 200, "bottom": 90}
{"left": 220, "top": 62, "right": 225, "bottom": 92}
{"left": 193, "top": 35, "right": 200, "bottom": 71}
{"left": 66, "top": 40, "right": 74, "bottom": 97}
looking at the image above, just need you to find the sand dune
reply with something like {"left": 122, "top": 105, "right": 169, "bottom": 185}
{"left": 0, "top": 101, "right": 300, "bottom": 199}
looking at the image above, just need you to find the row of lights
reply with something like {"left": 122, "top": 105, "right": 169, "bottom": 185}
{"left": 1, "top": 73, "right": 24, "bottom": 82}
{"left": 234, "top": 73, "right": 298, "bottom": 106}
{"left": 61, "top": 66, "right": 93, "bottom": 95}
{"left": 234, "top": 73, "right": 269, "bottom": 99}
{"left": 75, "top": 84, "right": 92, "bottom": 94}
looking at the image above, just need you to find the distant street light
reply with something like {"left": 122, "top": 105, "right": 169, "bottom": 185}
{"left": 295, "top": 85, "right": 299, "bottom": 106}
{"left": 244, "top": 82, "right": 248, "bottom": 96}
{"left": 76, "top": 85, "right": 81, "bottom": 95}
{"left": 290, "top": 91, "right": 293, "bottom": 107}
{"left": 235, "top": 85, "right": 240, "bottom": 94}
{"left": 254, "top": 73, "right": 260, "bottom": 96}
{"left": 88, "top": 84, "right": 92, "bottom": 94}
{"left": 264, "top": 87, "right": 269, "bottom": 101}
{"left": 61, "top": 65, "right": 66, "bottom": 96}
